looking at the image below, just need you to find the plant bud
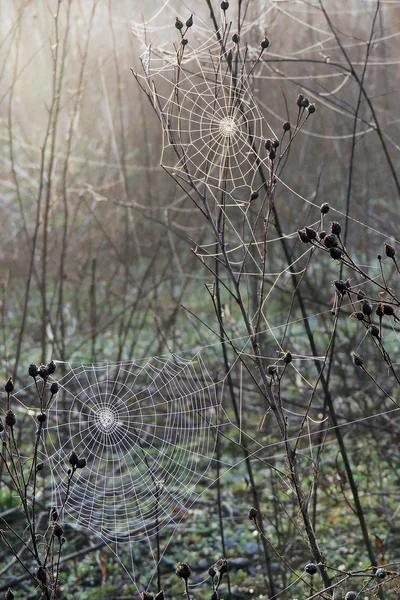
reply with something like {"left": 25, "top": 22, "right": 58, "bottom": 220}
{"left": 305, "top": 227, "right": 317, "bottom": 240}
{"left": 29, "top": 363, "right": 39, "bottom": 378}
{"left": 362, "top": 300, "right": 372, "bottom": 316}
{"left": 250, "top": 191, "right": 259, "bottom": 201}
{"left": 76, "top": 458, "right": 86, "bottom": 469}
{"left": 375, "top": 568, "right": 386, "bottom": 579}
{"left": 320, "top": 203, "right": 330, "bottom": 214}
{"left": 284, "top": 351, "right": 292, "bottom": 364}
{"left": 268, "top": 365, "right": 276, "bottom": 375}
{"left": 334, "top": 280, "right": 347, "bottom": 295}
{"left": 176, "top": 562, "right": 191, "bottom": 580}
{"left": 5, "top": 410, "right": 16, "bottom": 428}
{"left": 344, "top": 593, "right": 356, "bottom": 600}
{"left": 265, "top": 139, "right": 272, "bottom": 151}
{"left": 384, "top": 243, "right": 395, "bottom": 258}
{"left": 383, "top": 304, "right": 394, "bottom": 316}
{"left": 308, "top": 104, "right": 316, "bottom": 114}
{"left": 185, "top": 14, "right": 193, "bottom": 28}
{"left": 323, "top": 233, "right": 338, "bottom": 248}
{"left": 305, "top": 562, "right": 318, "bottom": 575}
{"left": 175, "top": 17, "right": 183, "bottom": 30}
{"left": 261, "top": 37, "right": 270, "bottom": 49}
{"left": 47, "top": 360, "right": 56, "bottom": 375}
{"left": 376, "top": 304, "right": 384, "bottom": 318}
{"left": 297, "top": 94, "right": 304, "bottom": 107}
{"left": 272, "top": 139, "right": 279, "bottom": 149}
{"left": 181, "top": 39, "right": 188, "bottom": 46}
{"left": 353, "top": 311, "right": 364, "bottom": 321}
{"left": 221, "top": 1, "right": 229, "bottom": 10}
{"left": 50, "top": 382, "right": 59, "bottom": 395}
{"left": 4, "top": 378, "right": 14, "bottom": 393}
{"left": 209, "top": 566, "right": 216, "bottom": 578}
{"left": 219, "top": 559, "right": 228, "bottom": 574}
{"left": 38, "top": 365, "right": 49, "bottom": 380}
{"left": 369, "top": 325, "right": 379, "bottom": 338}
{"left": 37, "top": 413, "right": 47, "bottom": 424}
{"left": 283, "top": 121, "right": 291, "bottom": 131}
{"left": 232, "top": 33, "right": 239, "bottom": 43}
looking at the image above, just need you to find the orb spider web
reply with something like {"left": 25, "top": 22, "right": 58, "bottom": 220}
{"left": 137, "top": 29, "right": 273, "bottom": 206}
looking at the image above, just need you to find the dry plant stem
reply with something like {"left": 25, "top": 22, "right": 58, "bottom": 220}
{"left": 215, "top": 433, "right": 232, "bottom": 599}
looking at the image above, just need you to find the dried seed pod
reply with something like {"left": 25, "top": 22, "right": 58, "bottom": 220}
{"left": 269, "top": 149, "right": 276, "bottom": 160}
{"left": 249, "top": 507, "right": 258, "bottom": 520}
{"left": 37, "top": 413, "right": 47, "bottom": 424}
{"left": 301, "top": 97, "right": 310, "bottom": 108}
{"left": 181, "top": 39, "right": 188, "bottom": 46}
{"left": 250, "top": 191, "right": 259, "bottom": 201}
{"left": 351, "top": 352, "right": 363, "bottom": 367}
{"left": 330, "top": 221, "right": 342, "bottom": 235}
{"left": 320, "top": 202, "right": 330, "bottom": 214}
{"left": 36, "top": 566, "right": 47, "bottom": 583}
{"left": 50, "top": 382, "right": 59, "bottom": 395}
{"left": 383, "top": 304, "right": 395, "bottom": 316}
{"left": 308, "top": 104, "right": 316, "bottom": 114}
{"left": 76, "top": 458, "right": 86, "bottom": 469}
{"left": 283, "top": 351, "right": 292, "bottom": 364}
{"left": 5, "top": 589, "right": 14, "bottom": 600}
{"left": 141, "top": 592, "right": 154, "bottom": 600}
{"left": 154, "top": 592, "right": 165, "bottom": 600}
{"left": 261, "top": 37, "right": 270, "bottom": 49}
{"left": 175, "top": 17, "right": 183, "bottom": 30}
{"left": 369, "top": 325, "right": 380, "bottom": 338}
{"left": 330, "top": 247, "right": 343, "bottom": 260}
{"left": 297, "top": 94, "right": 304, "bottom": 107}
{"left": 376, "top": 304, "right": 384, "bottom": 318}
{"left": 36, "top": 462, "right": 45, "bottom": 472}
{"left": 384, "top": 243, "right": 395, "bottom": 258}
{"left": 353, "top": 312, "right": 364, "bottom": 321}
{"left": 53, "top": 522, "right": 63, "bottom": 539}
{"left": 344, "top": 592, "right": 357, "bottom": 600}
{"left": 323, "top": 233, "right": 339, "bottom": 249}
{"left": 375, "top": 568, "right": 386, "bottom": 580}
{"left": 51, "top": 507, "right": 58, "bottom": 522}
{"left": 221, "top": 1, "right": 229, "bottom": 10}
{"left": 283, "top": 121, "right": 291, "bottom": 131}
{"left": 362, "top": 300, "right": 372, "bottom": 316}
{"left": 185, "top": 14, "right": 193, "bottom": 28}
{"left": 4, "top": 378, "right": 14, "bottom": 393}
{"left": 69, "top": 451, "right": 79, "bottom": 467}
{"left": 38, "top": 365, "right": 49, "bottom": 380}
{"left": 268, "top": 365, "right": 276, "bottom": 375}
{"left": 265, "top": 139, "right": 272, "bottom": 151}
{"left": 232, "top": 33, "right": 239, "bottom": 43}
{"left": 298, "top": 229, "right": 310, "bottom": 243}
{"left": 47, "top": 360, "right": 56, "bottom": 375}
{"left": 305, "top": 562, "right": 318, "bottom": 575}
{"left": 357, "top": 289, "right": 366, "bottom": 301}
{"left": 219, "top": 559, "right": 228, "bottom": 575}
{"left": 305, "top": 227, "right": 317, "bottom": 240}
{"left": 208, "top": 566, "right": 216, "bottom": 578}
{"left": 176, "top": 562, "right": 191, "bottom": 580}
{"left": 5, "top": 410, "right": 16, "bottom": 428}
{"left": 334, "top": 280, "right": 347, "bottom": 295}
{"left": 29, "top": 363, "right": 39, "bottom": 378}
{"left": 319, "top": 230, "right": 326, "bottom": 240}
{"left": 272, "top": 139, "right": 279, "bottom": 149}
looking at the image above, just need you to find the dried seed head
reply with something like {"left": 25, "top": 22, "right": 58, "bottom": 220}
{"left": 330, "top": 247, "right": 343, "bottom": 260}
{"left": 351, "top": 352, "right": 363, "bottom": 367}
{"left": 383, "top": 304, "right": 395, "bottom": 316}
{"left": 283, "top": 121, "right": 291, "bottom": 131}
{"left": 250, "top": 191, "right": 259, "bottom": 201}
{"left": 384, "top": 243, "right": 395, "bottom": 258}
{"left": 353, "top": 311, "right": 364, "bottom": 321}
{"left": 208, "top": 566, "right": 216, "bottom": 578}
{"left": 181, "top": 39, "right": 188, "bottom": 46}
{"left": 334, "top": 280, "right": 347, "bottom": 295}
{"left": 301, "top": 97, "right": 310, "bottom": 108}
{"left": 261, "top": 37, "right": 270, "bottom": 49}
{"left": 47, "top": 360, "right": 56, "bottom": 375}
{"left": 51, "top": 507, "right": 58, "bottom": 522}
{"left": 219, "top": 559, "right": 228, "bottom": 574}
{"left": 76, "top": 458, "right": 86, "bottom": 469}
{"left": 319, "top": 230, "right": 326, "bottom": 240}
{"left": 357, "top": 289, "right": 366, "bottom": 301}
{"left": 376, "top": 304, "right": 384, "bottom": 318}
{"left": 36, "top": 462, "right": 45, "bottom": 472}
{"left": 53, "top": 522, "right": 63, "bottom": 539}
{"left": 50, "top": 382, "right": 59, "bottom": 395}
{"left": 369, "top": 325, "right": 380, "bottom": 338}
{"left": 36, "top": 566, "right": 47, "bottom": 583}
{"left": 268, "top": 365, "right": 276, "bottom": 376}
{"left": 5, "top": 589, "right": 14, "bottom": 600}
{"left": 297, "top": 94, "right": 304, "bottom": 107}
{"left": 176, "top": 562, "right": 191, "bottom": 580}
{"left": 221, "top": 1, "right": 229, "bottom": 10}
{"left": 269, "top": 149, "right": 276, "bottom": 160}
{"left": 305, "top": 227, "right": 317, "bottom": 240}
{"left": 320, "top": 202, "right": 330, "bottom": 214}
{"left": 298, "top": 229, "right": 310, "bottom": 243}
{"left": 375, "top": 568, "right": 386, "bottom": 580}
{"left": 265, "top": 139, "right": 272, "bottom": 151}
{"left": 305, "top": 562, "right": 318, "bottom": 575}
{"left": 284, "top": 351, "right": 292, "bottom": 364}
{"left": 69, "top": 450, "right": 79, "bottom": 467}
{"left": 4, "top": 378, "right": 14, "bottom": 394}
{"left": 362, "top": 300, "right": 372, "bottom": 316}
{"left": 330, "top": 221, "right": 342, "bottom": 235}
{"left": 323, "top": 233, "right": 339, "bottom": 249}
{"left": 29, "top": 363, "right": 39, "bottom": 378}
{"left": 141, "top": 592, "right": 154, "bottom": 600}
{"left": 38, "top": 365, "right": 49, "bottom": 381}
{"left": 5, "top": 410, "right": 16, "bottom": 428}
{"left": 308, "top": 104, "right": 316, "bottom": 114}
{"left": 185, "top": 14, "right": 193, "bottom": 28}
{"left": 37, "top": 413, "right": 47, "bottom": 424}
{"left": 175, "top": 17, "right": 183, "bottom": 30}
{"left": 344, "top": 592, "right": 357, "bottom": 600}
{"left": 154, "top": 592, "right": 165, "bottom": 600}
{"left": 249, "top": 507, "right": 258, "bottom": 520}
{"left": 232, "top": 33, "right": 239, "bottom": 44}
{"left": 272, "top": 139, "right": 279, "bottom": 149}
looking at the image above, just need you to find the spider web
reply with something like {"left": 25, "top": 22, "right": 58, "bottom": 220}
{"left": 138, "top": 32, "right": 273, "bottom": 206}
